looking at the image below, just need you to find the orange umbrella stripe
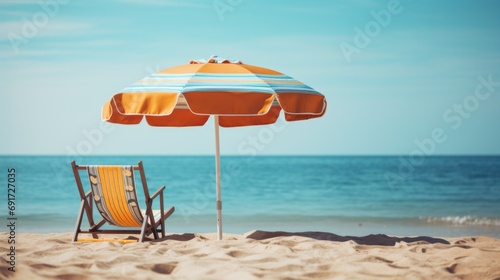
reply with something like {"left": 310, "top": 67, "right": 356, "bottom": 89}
{"left": 160, "top": 63, "right": 282, "bottom": 75}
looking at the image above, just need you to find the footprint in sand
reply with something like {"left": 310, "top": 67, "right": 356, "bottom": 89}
{"left": 446, "top": 263, "right": 458, "bottom": 274}
{"left": 151, "top": 263, "right": 177, "bottom": 275}
{"left": 226, "top": 250, "right": 253, "bottom": 258}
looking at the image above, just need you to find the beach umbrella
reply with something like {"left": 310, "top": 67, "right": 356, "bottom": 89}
{"left": 102, "top": 55, "right": 327, "bottom": 240}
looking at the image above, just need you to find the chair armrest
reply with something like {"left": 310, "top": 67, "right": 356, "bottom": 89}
{"left": 151, "top": 185, "right": 166, "bottom": 200}
{"left": 163, "top": 206, "right": 175, "bottom": 220}
{"left": 85, "top": 190, "right": 92, "bottom": 199}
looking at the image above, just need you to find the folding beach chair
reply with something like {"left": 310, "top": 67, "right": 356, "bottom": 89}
{"left": 71, "top": 161, "right": 175, "bottom": 242}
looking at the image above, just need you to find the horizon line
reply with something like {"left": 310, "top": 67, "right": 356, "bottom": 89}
{"left": 1, "top": 154, "right": 500, "bottom": 157}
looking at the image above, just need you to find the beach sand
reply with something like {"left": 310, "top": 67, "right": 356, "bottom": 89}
{"left": 1, "top": 231, "right": 499, "bottom": 279}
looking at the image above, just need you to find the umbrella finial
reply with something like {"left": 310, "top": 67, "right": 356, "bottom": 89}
{"left": 208, "top": 55, "right": 218, "bottom": 63}
{"left": 189, "top": 56, "right": 243, "bottom": 64}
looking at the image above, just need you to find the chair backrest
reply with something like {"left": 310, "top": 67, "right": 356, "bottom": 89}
{"left": 87, "top": 165, "right": 144, "bottom": 227}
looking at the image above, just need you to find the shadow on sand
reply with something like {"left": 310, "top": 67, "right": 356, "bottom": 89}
{"left": 244, "top": 230, "right": 450, "bottom": 246}
{"left": 149, "top": 231, "right": 450, "bottom": 245}
{"left": 153, "top": 233, "right": 198, "bottom": 242}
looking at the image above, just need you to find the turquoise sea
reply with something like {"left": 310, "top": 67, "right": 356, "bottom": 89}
{"left": 1, "top": 156, "right": 499, "bottom": 238}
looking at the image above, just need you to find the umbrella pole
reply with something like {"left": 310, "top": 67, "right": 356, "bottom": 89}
{"left": 214, "top": 116, "right": 222, "bottom": 241}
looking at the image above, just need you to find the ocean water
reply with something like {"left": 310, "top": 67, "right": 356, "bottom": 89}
{"left": 0, "top": 155, "right": 499, "bottom": 238}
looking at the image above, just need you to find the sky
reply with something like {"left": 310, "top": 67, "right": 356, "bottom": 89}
{"left": 1, "top": 0, "right": 499, "bottom": 156}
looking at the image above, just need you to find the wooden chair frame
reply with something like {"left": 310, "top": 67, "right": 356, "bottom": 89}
{"left": 71, "top": 161, "right": 175, "bottom": 242}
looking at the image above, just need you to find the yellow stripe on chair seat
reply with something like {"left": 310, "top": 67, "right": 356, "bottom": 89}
{"left": 88, "top": 166, "right": 143, "bottom": 227}
{"left": 77, "top": 238, "right": 138, "bottom": 244}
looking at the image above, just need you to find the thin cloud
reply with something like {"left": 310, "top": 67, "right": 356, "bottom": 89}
{"left": 0, "top": 10, "right": 33, "bottom": 17}
{"left": 0, "top": 0, "right": 43, "bottom": 5}
{"left": 283, "top": 0, "right": 379, "bottom": 15}
{"left": 0, "top": 39, "right": 126, "bottom": 59}
{"left": 0, "top": 19, "right": 93, "bottom": 40}
{"left": 117, "top": 0, "right": 209, "bottom": 8}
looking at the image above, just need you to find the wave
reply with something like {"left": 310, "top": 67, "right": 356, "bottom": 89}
{"left": 420, "top": 216, "right": 500, "bottom": 227}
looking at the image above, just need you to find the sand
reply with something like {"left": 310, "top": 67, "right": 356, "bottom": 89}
{"left": 1, "top": 231, "right": 500, "bottom": 279}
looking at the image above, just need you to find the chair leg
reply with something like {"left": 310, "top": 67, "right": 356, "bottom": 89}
{"left": 160, "top": 191, "right": 165, "bottom": 238}
{"left": 72, "top": 199, "right": 86, "bottom": 242}
{"left": 160, "top": 206, "right": 174, "bottom": 239}
{"left": 88, "top": 197, "right": 98, "bottom": 239}
{"left": 148, "top": 209, "right": 159, "bottom": 240}
{"left": 139, "top": 214, "right": 149, "bottom": 242}
{"left": 152, "top": 227, "right": 159, "bottom": 239}
{"left": 161, "top": 219, "right": 166, "bottom": 238}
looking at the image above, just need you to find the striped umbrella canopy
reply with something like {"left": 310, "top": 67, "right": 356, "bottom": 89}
{"left": 102, "top": 56, "right": 327, "bottom": 240}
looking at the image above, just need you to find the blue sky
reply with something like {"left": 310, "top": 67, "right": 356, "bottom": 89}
{"left": 1, "top": 0, "right": 499, "bottom": 155}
